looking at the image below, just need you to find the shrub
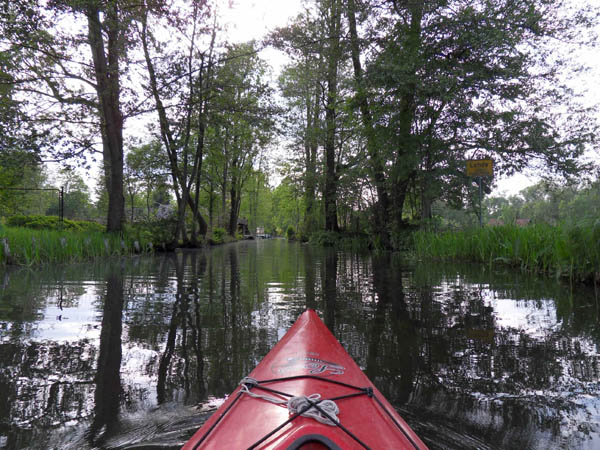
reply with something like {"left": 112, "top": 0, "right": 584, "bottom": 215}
{"left": 309, "top": 230, "right": 339, "bottom": 246}
{"left": 128, "top": 219, "right": 177, "bottom": 247}
{"left": 286, "top": 225, "right": 296, "bottom": 240}
{"left": 212, "top": 227, "right": 227, "bottom": 244}
{"left": 5, "top": 215, "right": 105, "bottom": 232}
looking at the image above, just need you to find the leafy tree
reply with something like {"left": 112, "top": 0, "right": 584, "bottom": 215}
{"left": 137, "top": 0, "right": 216, "bottom": 244}
{"left": 274, "top": 17, "right": 324, "bottom": 236}
{"left": 345, "top": 0, "right": 390, "bottom": 242}
{"left": 0, "top": 149, "right": 49, "bottom": 217}
{"left": 483, "top": 177, "right": 600, "bottom": 228}
{"left": 321, "top": 0, "right": 343, "bottom": 232}
{"left": 0, "top": 0, "right": 138, "bottom": 231}
{"left": 46, "top": 168, "right": 93, "bottom": 220}
{"left": 240, "top": 167, "right": 273, "bottom": 235}
{"left": 344, "top": 0, "right": 598, "bottom": 244}
{"left": 125, "top": 141, "right": 170, "bottom": 220}
{"left": 271, "top": 177, "right": 302, "bottom": 235}
{"left": 272, "top": 0, "right": 356, "bottom": 235}
{"left": 207, "top": 42, "right": 276, "bottom": 236}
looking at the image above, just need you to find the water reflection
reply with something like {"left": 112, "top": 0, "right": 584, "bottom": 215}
{"left": 0, "top": 241, "right": 598, "bottom": 449}
{"left": 89, "top": 265, "right": 124, "bottom": 444}
{"left": 156, "top": 252, "right": 207, "bottom": 405}
{"left": 367, "top": 254, "right": 417, "bottom": 407}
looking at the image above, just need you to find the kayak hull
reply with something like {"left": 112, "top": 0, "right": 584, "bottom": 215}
{"left": 182, "top": 309, "right": 427, "bottom": 449}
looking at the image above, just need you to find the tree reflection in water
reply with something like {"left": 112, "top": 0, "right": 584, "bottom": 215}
{"left": 88, "top": 263, "right": 124, "bottom": 444}
{"left": 0, "top": 241, "right": 599, "bottom": 450}
{"left": 366, "top": 254, "right": 417, "bottom": 407}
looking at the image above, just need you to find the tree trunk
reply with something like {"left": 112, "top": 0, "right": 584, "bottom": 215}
{"left": 209, "top": 181, "right": 214, "bottom": 230}
{"left": 139, "top": 9, "right": 210, "bottom": 245}
{"left": 228, "top": 178, "right": 241, "bottom": 236}
{"left": 303, "top": 81, "right": 320, "bottom": 235}
{"left": 346, "top": 0, "right": 390, "bottom": 244}
{"left": 323, "top": 0, "right": 341, "bottom": 233}
{"left": 190, "top": 102, "right": 207, "bottom": 245}
{"left": 221, "top": 129, "right": 229, "bottom": 228}
{"left": 228, "top": 186, "right": 237, "bottom": 236}
{"left": 146, "top": 190, "right": 151, "bottom": 220}
{"left": 130, "top": 191, "right": 134, "bottom": 222}
{"left": 87, "top": 4, "right": 124, "bottom": 232}
{"left": 421, "top": 173, "right": 433, "bottom": 222}
{"left": 391, "top": 1, "right": 423, "bottom": 233}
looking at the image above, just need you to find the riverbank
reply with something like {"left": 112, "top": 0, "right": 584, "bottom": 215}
{"left": 0, "top": 226, "right": 151, "bottom": 266}
{"left": 413, "top": 224, "right": 600, "bottom": 283}
{"left": 0, "top": 218, "right": 264, "bottom": 265}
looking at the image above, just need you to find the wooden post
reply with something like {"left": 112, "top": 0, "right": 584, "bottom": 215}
{"left": 134, "top": 241, "right": 140, "bottom": 253}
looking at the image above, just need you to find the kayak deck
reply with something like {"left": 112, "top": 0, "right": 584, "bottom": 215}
{"left": 182, "top": 309, "right": 427, "bottom": 449}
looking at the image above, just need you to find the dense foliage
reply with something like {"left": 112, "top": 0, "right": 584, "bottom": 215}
{"left": 6, "top": 215, "right": 104, "bottom": 232}
{"left": 270, "top": 0, "right": 598, "bottom": 247}
{"left": 0, "top": 0, "right": 598, "bottom": 248}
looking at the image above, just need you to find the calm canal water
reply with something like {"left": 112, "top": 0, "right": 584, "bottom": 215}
{"left": 0, "top": 239, "right": 599, "bottom": 449}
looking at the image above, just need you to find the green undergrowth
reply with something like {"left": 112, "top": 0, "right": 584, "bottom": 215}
{"left": 6, "top": 214, "right": 105, "bottom": 232}
{"left": 0, "top": 226, "right": 152, "bottom": 266}
{"left": 309, "top": 230, "right": 371, "bottom": 251}
{"left": 413, "top": 223, "right": 600, "bottom": 283}
{"left": 210, "top": 227, "right": 228, "bottom": 244}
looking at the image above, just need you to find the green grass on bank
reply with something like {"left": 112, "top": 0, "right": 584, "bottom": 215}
{"left": 0, "top": 226, "right": 152, "bottom": 266}
{"left": 413, "top": 223, "right": 600, "bottom": 282}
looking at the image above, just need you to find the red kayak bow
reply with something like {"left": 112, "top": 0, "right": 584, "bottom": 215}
{"left": 182, "top": 309, "right": 428, "bottom": 449}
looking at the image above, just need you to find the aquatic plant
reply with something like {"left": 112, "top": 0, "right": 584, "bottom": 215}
{"left": 0, "top": 227, "right": 152, "bottom": 266}
{"left": 413, "top": 224, "right": 600, "bottom": 283}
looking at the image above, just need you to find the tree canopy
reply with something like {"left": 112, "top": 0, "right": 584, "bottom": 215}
{"left": 0, "top": 0, "right": 598, "bottom": 245}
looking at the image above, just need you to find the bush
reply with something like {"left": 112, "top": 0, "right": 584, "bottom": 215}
{"left": 308, "top": 231, "right": 370, "bottom": 250}
{"left": 309, "top": 230, "right": 339, "bottom": 246}
{"left": 127, "top": 219, "right": 177, "bottom": 247}
{"left": 211, "top": 227, "right": 227, "bottom": 244}
{"left": 286, "top": 225, "right": 296, "bottom": 240}
{"left": 6, "top": 215, "right": 104, "bottom": 232}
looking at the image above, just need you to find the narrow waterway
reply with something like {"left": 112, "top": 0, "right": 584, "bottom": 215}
{"left": 0, "top": 239, "right": 599, "bottom": 449}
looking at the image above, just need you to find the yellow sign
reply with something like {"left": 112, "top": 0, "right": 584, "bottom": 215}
{"left": 466, "top": 159, "right": 493, "bottom": 177}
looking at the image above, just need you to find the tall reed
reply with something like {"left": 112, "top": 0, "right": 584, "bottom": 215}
{"left": 413, "top": 223, "right": 600, "bottom": 282}
{"left": 0, "top": 227, "right": 151, "bottom": 266}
